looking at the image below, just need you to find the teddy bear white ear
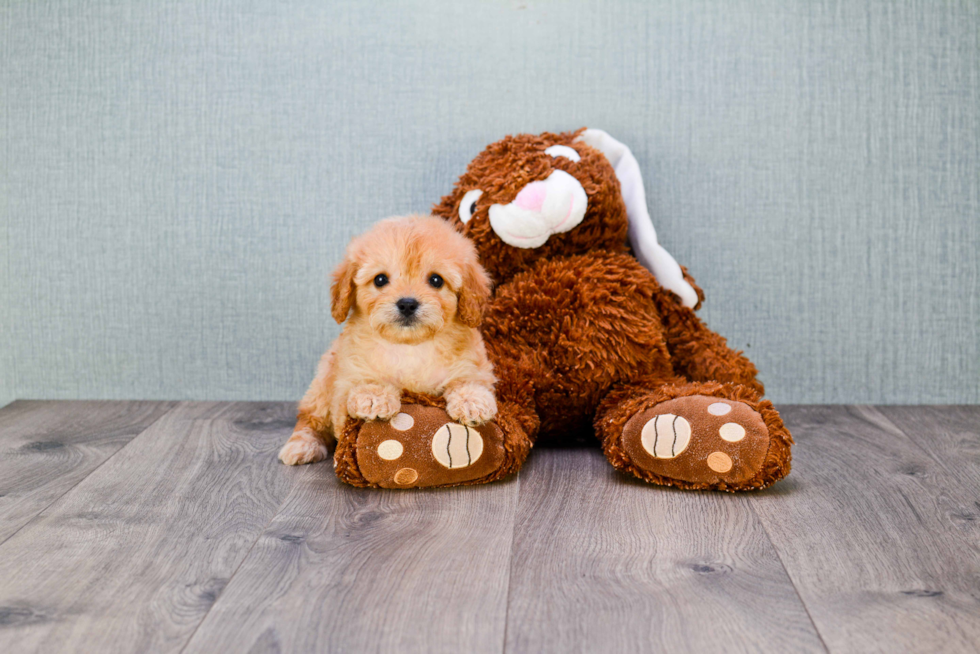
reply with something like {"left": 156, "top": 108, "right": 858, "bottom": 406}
{"left": 575, "top": 128, "right": 699, "bottom": 309}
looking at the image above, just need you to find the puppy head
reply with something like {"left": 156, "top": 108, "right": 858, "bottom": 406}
{"left": 332, "top": 214, "right": 491, "bottom": 343}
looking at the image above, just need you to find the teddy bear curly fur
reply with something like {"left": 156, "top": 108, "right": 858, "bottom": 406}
{"left": 332, "top": 128, "right": 792, "bottom": 492}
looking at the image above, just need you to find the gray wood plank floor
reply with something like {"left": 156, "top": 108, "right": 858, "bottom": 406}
{"left": 0, "top": 401, "right": 977, "bottom": 653}
{"left": 0, "top": 401, "right": 176, "bottom": 544}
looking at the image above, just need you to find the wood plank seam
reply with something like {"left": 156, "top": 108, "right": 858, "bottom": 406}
{"left": 181, "top": 465, "right": 522, "bottom": 652}
{"left": 176, "top": 476, "right": 299, "bottom": 654}
{"left": 501, "top": 447, "right": 825, "bottom": 652}
{"left": 0, "top": 401, "right": 302, "bottom": 652}
{"left": 749, "top": 405, "right": 980, "bottom": 652}
{"left": 499, "top": 469, "right": 522, "bottom": 654}
{"left": 748, "top": 501, "right": 831, "bottom": 654}
{"left": 0, "top": 402, "right": 179, "bottom": 549}
{"left": 867, "top": 406, "right": 972, "bottom": 479}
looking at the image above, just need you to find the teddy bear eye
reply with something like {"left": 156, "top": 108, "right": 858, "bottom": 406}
{"left": 544, "top": 145, "right": 581, "bottom": 162}
{"left": 458, "top": 189, "right": 483, "bottom": 224}
{"left": 373, "top": 273, "right": 389, "bottom": 288}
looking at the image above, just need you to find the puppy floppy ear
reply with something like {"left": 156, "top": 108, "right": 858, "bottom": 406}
{"left": 457, "top": 259, "right": 492, "bottom": 328}
{"left": 331, "top": 255, "right": 357, "bottom": 323}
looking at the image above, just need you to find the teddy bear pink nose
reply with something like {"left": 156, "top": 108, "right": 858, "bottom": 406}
{"left": 513, "top": 182, "right": 548, "bottom": 212}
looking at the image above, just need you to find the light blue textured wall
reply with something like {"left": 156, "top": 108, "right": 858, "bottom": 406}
{"left": 2, "top": 1, "right": 978, "bottom": 406}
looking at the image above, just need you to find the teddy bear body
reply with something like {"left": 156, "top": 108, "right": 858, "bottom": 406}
{"left": 483, "top": 250, "right": 674, "bottom": 436}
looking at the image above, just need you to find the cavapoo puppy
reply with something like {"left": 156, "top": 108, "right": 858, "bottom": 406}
{"left": 279, "top": 214, "right": 497, "bottom": 466}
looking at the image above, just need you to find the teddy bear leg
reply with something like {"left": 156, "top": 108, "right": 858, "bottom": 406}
{"left": 332, "top": 391, "right": 535, "bottom": 489}
{"left": 650, "top": 288, "right": 766, "bottom": 395}
{"left": 594, "top": 380, "right": 792, "bottom": 491}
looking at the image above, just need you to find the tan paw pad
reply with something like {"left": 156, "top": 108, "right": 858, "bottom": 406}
{"left": 390, "top": 412, "right": 414, "bottom": 431}
{"left": 640, "top": 414, "right": 691, "bottom": 458}
{"left": 431, "top": 424, "right": 484, "bottom": 469}
{"left": 718, "top": 422, "right": 746, "bottom": 442}
{"left": 707, "top": 451, "right": 733, "bottom": 473}
{"left": 393, "top": 467, "right": 418, "bottom": 485}
{"left": 707, "top": 402, "right": 732, "bottom": 416}
{"left": 377, "top": 439, "right": 404, "bottom": 460}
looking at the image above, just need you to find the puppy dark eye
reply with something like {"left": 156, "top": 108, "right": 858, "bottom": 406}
{"left": 428, "top": 274, "right": 444, "bottom": 289}
{"left": 373, "top": 274, "right": 389, "bottom": 288}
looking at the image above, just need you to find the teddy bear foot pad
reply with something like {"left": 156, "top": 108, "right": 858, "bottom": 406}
{"left": 355, "top": 404, "right": 506, "bottom": 488}
{"left": 621, "top": 395, "right": 770, "bottom": 486}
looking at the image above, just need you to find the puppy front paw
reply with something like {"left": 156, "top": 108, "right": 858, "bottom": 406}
{"left": 347, "top": 384, "right": 401, "bottom": 422}
{"left": 279, "top": 429, "right": 328, "bottom": 465}
{"left": 446, "top": 384, "right": 498, "bottom": 426}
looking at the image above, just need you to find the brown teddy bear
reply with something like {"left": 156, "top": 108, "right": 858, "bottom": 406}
{"left": 334, "top": 128, "right": 792, "bottom": 491}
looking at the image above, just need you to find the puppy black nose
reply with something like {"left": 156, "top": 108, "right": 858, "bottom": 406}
{"left": 396, "top": 297, "right": 419, "bottom": 317}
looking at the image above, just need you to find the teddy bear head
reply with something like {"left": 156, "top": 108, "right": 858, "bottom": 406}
{"left": 432, "top": 129, "right": 629, "bottom": 283}
{"left": 433, "top": 128, "right": 700, "bottom": 308}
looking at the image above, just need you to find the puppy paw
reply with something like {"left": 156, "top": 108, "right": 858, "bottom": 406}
{"left": 446, "top": 384, "right": 498, "bottom": 426}
{"left": 347, "top": 384, "right": 401, "bottom": 422}
{"left": 279, "top": 429, "right": 328, "bottom": 465}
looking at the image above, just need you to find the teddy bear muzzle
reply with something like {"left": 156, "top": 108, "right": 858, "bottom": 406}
{"left": 488, "top": 169, "right": 588, "bottom": 249}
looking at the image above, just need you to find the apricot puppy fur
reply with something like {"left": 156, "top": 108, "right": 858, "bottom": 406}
{"left": 279, "top": 214, "right": 497, "bottom": 466}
